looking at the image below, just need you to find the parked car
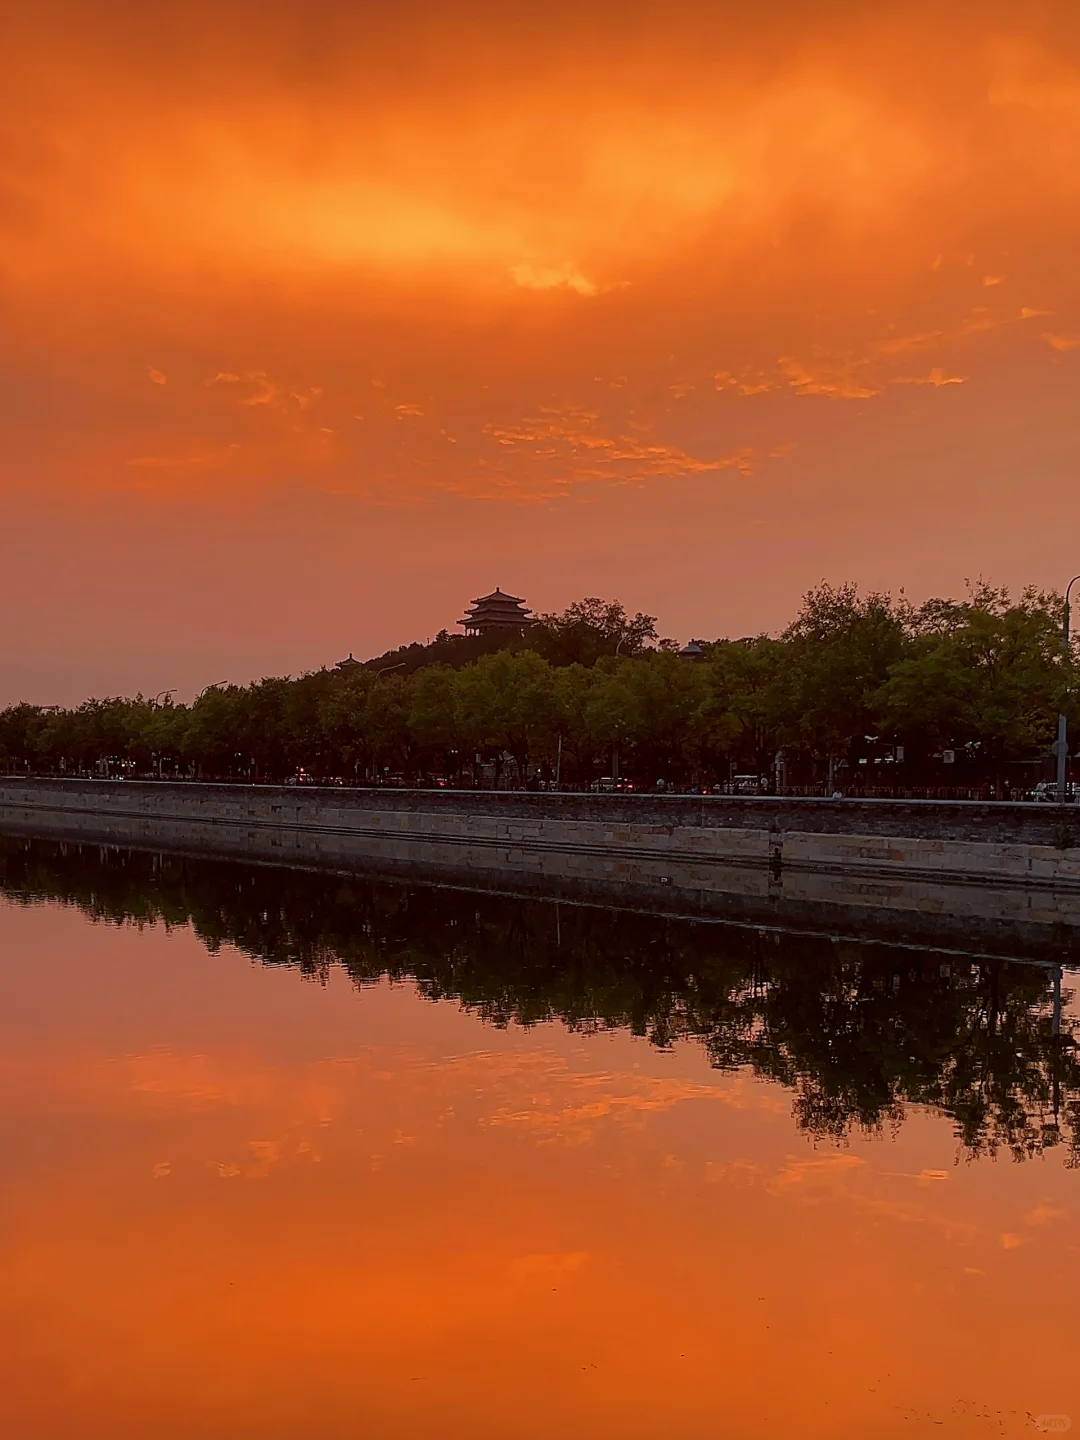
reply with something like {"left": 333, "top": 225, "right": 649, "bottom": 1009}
{"left": 731, "top": 774, "right": 766, "bottom": 794}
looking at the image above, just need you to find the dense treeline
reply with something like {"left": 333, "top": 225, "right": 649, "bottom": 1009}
{"left": 1, "top": 838, "right": 1076, "bottom": 1160}
{"left": 0, "top": 584, "right": 1074, "bottom": 792}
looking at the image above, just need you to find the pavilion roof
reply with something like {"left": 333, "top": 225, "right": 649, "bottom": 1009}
{"left": 469, "top": 587, "right": 527, "bottom": 606}
{"left": 459, "top": 588, "right": 534, "bottom": 630}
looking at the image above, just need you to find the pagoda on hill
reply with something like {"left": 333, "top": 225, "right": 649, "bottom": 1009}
{"left": 459, "top": 588, "right": 534, "bottom": 636}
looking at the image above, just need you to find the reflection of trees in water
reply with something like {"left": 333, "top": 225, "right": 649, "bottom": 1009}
{"left": 2, "top": 837, "right": 1077, "bottom": 1163}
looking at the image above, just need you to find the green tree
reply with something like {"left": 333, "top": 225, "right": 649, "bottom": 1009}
{"left": 784, "top": 582, "right": 911, "bottom": 780}
{"left": 180, "top": 687, "right": 245, "bottom": 777}
{"left": 875, "top": 584, "right": 1067, "bottom": 785}
{"left": 318, "top": 670, "right": 375, "bottom": 778}
{"left": 455, "top": 650, "right": 557, "bottom": 784}
{"left": 0, "top": 704, "right": 50, "bottom": 768}
{"left": 530, "top": 597, "right": 658, "bottom": 667}
{"left": 692, "top": 637, "right": 791, "bottom": 779}
{"left": 582, "top": 664, "right": 641, "bottom": 780}
{"left": 364, "top": 674, "right": 415, "bottom": 780}
{"left": 408, "top": 666, "right": 465, "bottom": 776}
{"left": 550, "top": 664, "right": 600, "bottom": 784}
{"left": 619, "top": 653, "right": 702, "bottom": 782}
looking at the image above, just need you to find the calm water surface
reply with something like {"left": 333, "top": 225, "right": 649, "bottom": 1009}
{"left": 0, "top": 839, "right": 1077, "bottom": 1439}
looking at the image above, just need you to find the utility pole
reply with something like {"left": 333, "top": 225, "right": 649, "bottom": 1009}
{"left": 1057, "top": 576, "right": 1080, "bottom": 803}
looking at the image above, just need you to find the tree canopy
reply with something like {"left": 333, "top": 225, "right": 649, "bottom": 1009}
{"left": 1, "top": 585, "right": 1075, "bottom": 792}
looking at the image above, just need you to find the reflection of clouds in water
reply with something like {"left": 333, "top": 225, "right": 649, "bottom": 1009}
{"left": 766, "top": 1153, "right": 864, "bottom": 1196}
{"left": 1024, "top": 1205, "right": 1068, "bottom": 1226}
{"left": 1, "top": 866, "right": 1078, "bottom": 1439}
{"left": 507, "top": 1251, "right": 591, "bottom": 1280}
{"left": 473, "top": 1054, "right": 785, "bottom": 1144}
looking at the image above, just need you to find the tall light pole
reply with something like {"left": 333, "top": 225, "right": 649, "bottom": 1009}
{"left": 1056, "top": 575, "right": 1080, "bottom": 802}
{"left": 367, "top": 663, "right": 406, "bottom": 786}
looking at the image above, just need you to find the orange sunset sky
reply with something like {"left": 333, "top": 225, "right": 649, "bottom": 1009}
{"left": 2, "top": 0, "right": 1080, "bottom": 702}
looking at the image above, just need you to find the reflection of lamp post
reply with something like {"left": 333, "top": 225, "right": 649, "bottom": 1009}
{"left": 1057, "top": 576, "right": 1080, "bottom": 803}
{"left": 373, "top": 662, "right": 405, "bottom": 679}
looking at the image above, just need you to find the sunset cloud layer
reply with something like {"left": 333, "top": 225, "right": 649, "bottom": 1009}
{"left": 2, "top": 0, "right": 1080, "bottom": 697}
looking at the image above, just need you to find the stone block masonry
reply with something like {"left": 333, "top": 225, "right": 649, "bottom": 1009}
{"left": 2, "top": 779, "right": 1080, "bottom": 956}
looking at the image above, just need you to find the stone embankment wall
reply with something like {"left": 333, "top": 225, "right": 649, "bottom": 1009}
{"left": 1, "top": 777, "right": 1079, "bottom": 942}
{"left": 0, "top": 774, "right": 1078, "bottom": 845}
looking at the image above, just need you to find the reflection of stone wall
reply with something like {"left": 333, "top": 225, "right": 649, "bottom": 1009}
{"left": 2, "top": 777, "right": 1080, "bottom": 957}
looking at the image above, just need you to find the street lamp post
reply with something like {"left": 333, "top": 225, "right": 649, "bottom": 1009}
{"left": 1056, "top": 575, "right": 1080, "bottom": 803}
{"left": 368, "top": 664, "right": 406, "bottom": 786}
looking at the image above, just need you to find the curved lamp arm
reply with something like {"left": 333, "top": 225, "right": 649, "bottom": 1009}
{"left": 1065, "top": 575, "right": 1080, "bottom": 648}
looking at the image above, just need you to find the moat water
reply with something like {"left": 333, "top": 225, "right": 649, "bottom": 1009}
{"left": 0, "top": 836, "right": 1077, "bottom": 1438}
